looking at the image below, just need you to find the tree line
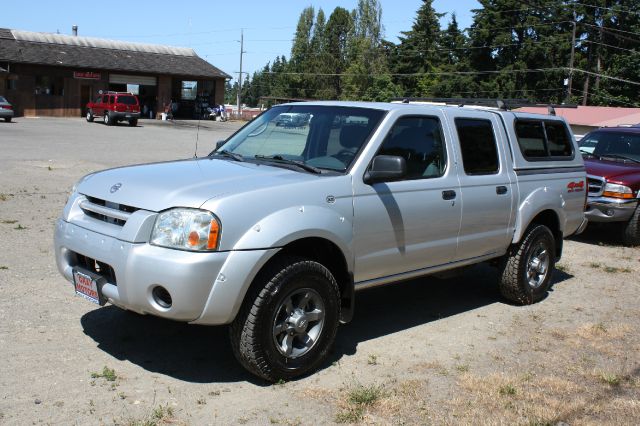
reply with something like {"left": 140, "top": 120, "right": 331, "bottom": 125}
{"left": 225, "top": 0, "right": 640, "bottom": 108}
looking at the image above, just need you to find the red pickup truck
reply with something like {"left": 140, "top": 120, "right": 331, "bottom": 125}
{"left": 579, "top": 126, "right": 640, "bottom": 245}
{"left": 86, "top": 91, "right": 140, "bottom": 126}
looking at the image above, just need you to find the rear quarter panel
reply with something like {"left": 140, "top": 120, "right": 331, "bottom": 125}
{"left": 501, "top": 112, "right": 586, "bottom": 241}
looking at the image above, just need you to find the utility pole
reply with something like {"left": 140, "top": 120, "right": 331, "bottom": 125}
{"left": 567, "top": 13, "right": 577, "bottom": 100}
{"left": 236, "top": 29, "right": 245, "bottom": 120}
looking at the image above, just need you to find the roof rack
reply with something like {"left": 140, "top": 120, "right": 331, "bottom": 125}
{"left": 391, "top": 97, "right": 578, "bottom": 115}
{"left": 98, "top": 90, "right": 136, "bottom": 95}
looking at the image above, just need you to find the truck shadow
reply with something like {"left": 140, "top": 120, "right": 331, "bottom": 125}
{"left": 569, "top": 223, "right": 627, "bottom": 247}
{"left": 80, "top": 264, "right": 573, "bottom": 384}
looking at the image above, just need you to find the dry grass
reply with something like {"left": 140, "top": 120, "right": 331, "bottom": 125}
{"left": 334, "top": 319, "right": 640, "bottom": 425}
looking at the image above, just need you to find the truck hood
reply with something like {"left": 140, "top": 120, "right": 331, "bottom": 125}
{"left": 77, "top": 158, "right": 316, "bottom": 212}
{"left": 585, "top": 158, "right": 640, "bottom": 190}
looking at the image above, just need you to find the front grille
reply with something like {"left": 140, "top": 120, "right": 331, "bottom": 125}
{"left": 72, "top": 251, "right": 117, "bottom": 285}
{"left": 587, "top": 176, "right": 604, "bottom": 196}
{"left": 80, "top": 196, "right": 139, "bottom": 226}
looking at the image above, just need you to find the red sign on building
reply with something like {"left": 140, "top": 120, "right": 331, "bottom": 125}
{"left": 73, "top": 71, "right": 101, "bottom": 80}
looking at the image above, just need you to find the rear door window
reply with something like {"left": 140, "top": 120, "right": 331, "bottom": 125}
{"left": 118, "top": 96, "right": 137, "bottom": 105}
{"left": 455, "top": 118, "right": 499, "bottom": 175}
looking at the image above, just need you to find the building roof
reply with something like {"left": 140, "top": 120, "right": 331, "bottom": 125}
{"left": 0, "top": 28, "right": 231, "bottom": 79}
{"left": 515, "top": 105, "right": 640, "bottom": 127}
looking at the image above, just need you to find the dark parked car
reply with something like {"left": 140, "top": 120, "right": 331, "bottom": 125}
{"left": 580, "top": 126, "right": 640, "bottom": 245}
{"left": 0, "top": 95, "right": 14, "bottom": 122}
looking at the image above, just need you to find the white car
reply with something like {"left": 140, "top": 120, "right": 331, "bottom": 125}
{"left": 0, "top": 96, "right": 14, "bottom": 122}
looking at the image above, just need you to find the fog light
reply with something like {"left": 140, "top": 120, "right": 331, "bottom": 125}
{"left": 152, "top": 286, "right": 172, "bottom": 309}
{"left": 605, "top": 209, "right": 615, "bottom": 217}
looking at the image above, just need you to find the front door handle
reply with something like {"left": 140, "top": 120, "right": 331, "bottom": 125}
{"left": 496, "top": 185, "right": 508, "bottom": 195}
{"left": 442, "top": 190, "right": 457, "bottom": 200}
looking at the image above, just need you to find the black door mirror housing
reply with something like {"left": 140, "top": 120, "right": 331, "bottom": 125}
{"left": 364, "top": 155, "right": 406, "bottom": 184}
{"left": 215, "top": 140, "right": 226, "bottom": 150}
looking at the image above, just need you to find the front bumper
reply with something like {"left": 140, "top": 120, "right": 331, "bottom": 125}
{"left": 54, "top": 219, "right": 277, "bottom": 324}
{"left": 585, "top": 196, "right": 638, "bottom": 223}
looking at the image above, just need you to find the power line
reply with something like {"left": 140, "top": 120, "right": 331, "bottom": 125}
{"left": 571, "top": 88, "right": 640, "bottom": 107}
{"left": 261, "top": 67, "right": 568, "bottom": 77}
{"left": 573, "top": 2, "right": 640, "bottom": 16}
{"left": 582, "top": 40, "right": 639, "bottom": 54}
{"left": 571, "top": 68, "right": 640, "bottom": 87}
{"left": 581, "top": 22, "right": 640, "bottom": 39}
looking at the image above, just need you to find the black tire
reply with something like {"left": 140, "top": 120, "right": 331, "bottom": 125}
{"left": 5, "top": 117, "right": 11, "bottom": 123}
{"left": 103, "top": 112, "right": 112, "bottom": 126}
{"left": 86, "top": 110, "right": 94, "bottom": 122}
{"left": 229, "top": 256, "right": 340, "bottom": 382}
{"left": 498, "top": 224, "right": 556, "bottom": 305}
{"left": 622, "top": 205, "right": 640, "bottom": 246}
{"left": 128, "top": 119, "right": 138, "bottom": 127}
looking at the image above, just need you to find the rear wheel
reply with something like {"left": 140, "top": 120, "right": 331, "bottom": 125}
{"left": 4, "top": 117, "right": 10, "bottom": 123}
{"left": 622, "top": 205, "right": 640, "bottom": 246}
{"left": 103, "top": 112, "right": 112, "bottom": 126}
{"left": 498, "top": 224, "right": 556, "bottom": 305}
{"left": 86, "top": 110, "right": 94, "bottom": 122}
{"left": 128, "top": 119, "right": 138, "bottom": 127}
{"left": 230, "top": 256, "right": 340, "bottom": 382}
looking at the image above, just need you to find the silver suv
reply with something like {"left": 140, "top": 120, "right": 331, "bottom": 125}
{"left": 55, "top": 101, "right": 587, "bottom": 381}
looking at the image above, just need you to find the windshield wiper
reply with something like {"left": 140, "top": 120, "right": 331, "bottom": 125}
{"left": 600, "top": 153, "right": 640, "bottom": 163}
{"left": 579, "top": 149, "right": 595, "bottom": 156}
{"left": 254, "top": 155, "right": 322, "bottom": 174}
{"left": 210, "top": 150, "right": 244, "bottom": 162}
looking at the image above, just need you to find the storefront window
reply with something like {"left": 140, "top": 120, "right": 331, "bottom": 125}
{"left": 35, "top": 75, "right": 64, "bottom": 96}
{"left": 181, "top": 81, "right": 197, "bottom": 100}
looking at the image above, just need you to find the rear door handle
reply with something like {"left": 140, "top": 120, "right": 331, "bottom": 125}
{"left": 496, "top": 186, "right": 508, "bottom": 195}
{"left": 442, "top": 190, "right": 456, "bottom": 200}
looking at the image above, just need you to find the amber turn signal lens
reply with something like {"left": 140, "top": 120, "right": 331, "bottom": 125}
{"left": 602, "top": 191, "right": 634, "bottom": 199}
{"left": 207, "top": 219, "right": 220, "bottom": 250}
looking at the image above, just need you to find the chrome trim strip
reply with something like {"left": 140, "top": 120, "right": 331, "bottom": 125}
{"left": 514, "top": 166, "right": 586, "bottom": 176}
{"left": 79, "top": 199, "right": 131, "bottom": 222}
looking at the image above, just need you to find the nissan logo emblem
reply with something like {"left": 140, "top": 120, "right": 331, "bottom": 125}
{"left": 110, "top": 183, "right": 122, "bottom": 193}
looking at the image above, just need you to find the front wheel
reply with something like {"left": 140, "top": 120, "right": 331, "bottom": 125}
{"left": 103, "top": 112, "right": 112, "bottom": 126}
{"left": 86, "top": 110, "right": 94, "bottom": 122}
{"left": 4, "top": 117, "right": 11, "bottom": 123}
{"left": 230, "top": 256, "right": 340, "bottom": 382}
{"left": 128, "top": 119, "right": 138, "bottom": 127}
{"left": 498, "top": 224, "right": 556, "bottom": 305}
{"left": 622, "top": 205, "right": 640, "bottom": 246}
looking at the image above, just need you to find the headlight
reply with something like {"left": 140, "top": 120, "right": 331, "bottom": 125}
{"left": 603, "top": 183, "right": 634, "bottom": 199}
{"left": 150, "top": 208, "right": 221, "bottom": 251}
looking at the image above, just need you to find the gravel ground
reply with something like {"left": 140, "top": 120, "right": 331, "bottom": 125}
{"left": 0, "top": 117, "right": 638, "bottom": 425}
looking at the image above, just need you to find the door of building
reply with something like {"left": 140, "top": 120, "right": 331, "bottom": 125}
{"left": 80, "top": 85, "right": 91, "bottom": 117}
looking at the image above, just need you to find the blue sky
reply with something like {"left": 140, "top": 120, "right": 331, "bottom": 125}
{"left": 2, "top": 0, "right": 480, "bottom": 81}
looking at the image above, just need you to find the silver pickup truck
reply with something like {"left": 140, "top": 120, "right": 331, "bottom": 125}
{"left": 55, "top": 101, "right": 587, "bottom": 381}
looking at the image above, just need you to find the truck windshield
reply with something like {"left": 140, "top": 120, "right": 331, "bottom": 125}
{"left": 580, "top": 131, "right": 640, "bottom": 162}
{"left": 217, "top": 106, "right": 385, "bottom": 172}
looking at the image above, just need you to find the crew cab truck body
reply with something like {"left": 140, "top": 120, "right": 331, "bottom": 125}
{"left": 54, "top": 101, "right": 587, "bottom": 381}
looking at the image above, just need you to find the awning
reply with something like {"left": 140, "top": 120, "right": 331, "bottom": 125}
{"left": 109, "top": 74, "right": 156, "bottom": 86}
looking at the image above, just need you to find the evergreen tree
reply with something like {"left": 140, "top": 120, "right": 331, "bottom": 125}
{"left": 392, "top": 0, "right": 444, "bottom": 96}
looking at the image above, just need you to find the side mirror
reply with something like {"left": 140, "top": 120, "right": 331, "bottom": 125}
{"left": 215, "top": 140, "right": 226, "bottom": 150}
{"left": 363, "top": 155, "right": 406, "bottom": 184}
